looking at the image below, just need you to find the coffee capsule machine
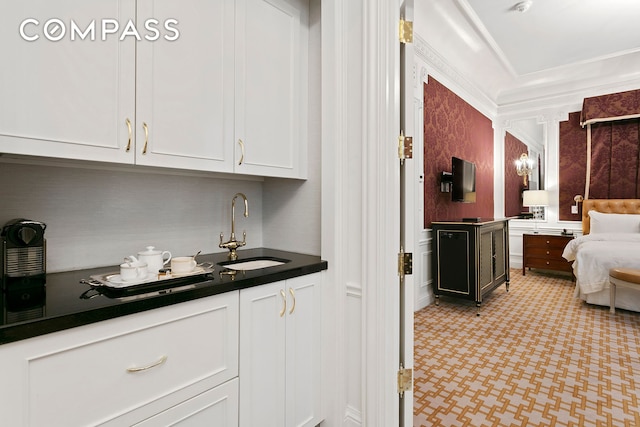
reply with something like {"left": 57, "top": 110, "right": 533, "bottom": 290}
{"left": 1, "top": 219, "right": 47, "bottom": 322}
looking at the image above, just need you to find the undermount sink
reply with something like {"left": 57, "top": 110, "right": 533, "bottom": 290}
{"left": 219, "top": 257, "right": 290, "bottom": 271}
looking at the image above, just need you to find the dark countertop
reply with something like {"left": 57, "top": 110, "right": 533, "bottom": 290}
{"left": 0, "top": 248, "right": 327, "bottom": 345}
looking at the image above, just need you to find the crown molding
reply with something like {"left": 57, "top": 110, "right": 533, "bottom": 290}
{"left": 414, "top": 33, "right": 497, "bottom": 119}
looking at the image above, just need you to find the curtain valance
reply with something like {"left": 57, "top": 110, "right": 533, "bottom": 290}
{"left": 580, "top": 89, "right": 640, "bottom": 127}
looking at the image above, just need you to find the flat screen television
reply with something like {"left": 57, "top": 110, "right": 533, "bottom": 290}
{"left": 452, "top": 156, "right": 476, "bottom": 203}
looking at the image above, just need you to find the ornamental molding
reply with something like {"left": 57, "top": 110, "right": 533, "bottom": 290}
{"left": 414, "top": 33, "right": 497, "bottom": 118}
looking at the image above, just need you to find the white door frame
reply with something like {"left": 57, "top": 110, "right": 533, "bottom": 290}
{"left": 321, "top": 0, "right": 403, "bottom": 425}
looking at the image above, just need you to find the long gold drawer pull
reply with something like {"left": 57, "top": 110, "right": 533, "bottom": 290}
{"left": 142, "top": 122, "right": 149, "bottom": 154}
{"left": 125, "top": 118, "right": 132, "bottom": 152}
{"left": 238, "top": 139, "right": 245, "bottom": 165}
{"left": 279, "top": 289, "right": 287, "bottom": 317}
{"left": 126, "top": 355, "right": 167, "bottom": 373}
{"left": 289, "top": 288, "right": 296, "bottom": 314}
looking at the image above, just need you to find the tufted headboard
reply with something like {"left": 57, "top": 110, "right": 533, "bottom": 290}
{"left": 582, "top": 199, "right": 640, "bottom": 234}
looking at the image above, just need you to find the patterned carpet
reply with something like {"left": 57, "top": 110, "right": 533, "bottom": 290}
{"left": 413, "top": 269, "right": 640, "bottom": 427}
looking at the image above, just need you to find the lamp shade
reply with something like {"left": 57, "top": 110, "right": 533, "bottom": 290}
{"left": 522, "top": 190, "right": 549, "bottom": 207}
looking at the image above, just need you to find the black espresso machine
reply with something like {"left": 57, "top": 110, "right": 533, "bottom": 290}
{"left": 1, "top": 219, "right": 47, "bottom": 313}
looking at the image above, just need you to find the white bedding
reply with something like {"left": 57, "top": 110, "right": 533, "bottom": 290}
{"left": 562, "top": 233, "right": 640, "bottom": 310}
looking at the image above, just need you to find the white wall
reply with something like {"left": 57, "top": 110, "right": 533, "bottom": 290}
{"left": 320, "top": 0, "right": 365, "bottom": 424}
{"left": 0, "top": 159, "right": 263, "bottom": 272}
{"left": 262, "top": 0, "right": 321, "bottom": 257}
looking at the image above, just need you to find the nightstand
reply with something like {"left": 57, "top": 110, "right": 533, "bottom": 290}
{"left": 522, "top": 233, "right": 574, "bottom": 275}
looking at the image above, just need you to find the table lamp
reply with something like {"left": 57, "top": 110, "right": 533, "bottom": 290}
{"left": 522, "top": 190, "right": 548, "bottom": 233}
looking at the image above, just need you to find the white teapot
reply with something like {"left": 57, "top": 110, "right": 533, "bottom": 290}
{"left": 136, "top": 246, "right": 172, "bottom": 274}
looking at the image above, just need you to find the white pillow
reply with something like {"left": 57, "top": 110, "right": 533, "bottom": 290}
{"left": 588, "top": 211, "right": 640, "bottom": 234}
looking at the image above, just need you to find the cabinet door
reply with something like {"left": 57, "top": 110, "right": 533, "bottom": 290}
{"left": 285, "top": 273, "right": 322, "bottom": 427}
{"left": 493, "top": 227, "right": 507, "bottom": 281}
{"left": 435, "top": 229, "right": 470, "bottom": 295}
{"left": 133, "top": 378, "right": 239, "bottom": 427}
{"left": 478, "top": 228, "right": 494, "bottom": 289}
{"left": 136, "top": 0, "right": 235, "bottom": 172}
{"left": 0, "top": 1, "right": 135, "bottom": 163}
{"left": 479, "top": 224, "right": 508, "bottom": 294}
{"left": 239, "top": 281, "right": 287, "bottom": 427}
{"left": 239, "top": 274, "right": 322, "bottom": 427}
{"left": 235, "top": 0, "right": 309, "bottom": 178}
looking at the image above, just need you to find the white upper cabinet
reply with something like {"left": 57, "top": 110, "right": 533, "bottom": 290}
{"left": 0, "top": 0, "right": 136, "bottom": 163}
{"left": 135, "top": 0, "right": 235, "bottom": 172}
{"left": 0, "top": 0, "right": 309, "bottom": 178}
{"left": 234, "top": 0, "right": 309, "bottom": 179}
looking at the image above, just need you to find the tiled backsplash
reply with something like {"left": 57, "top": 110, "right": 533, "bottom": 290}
{"left": 0, "top": 160, "right": 263, "bottom": 272}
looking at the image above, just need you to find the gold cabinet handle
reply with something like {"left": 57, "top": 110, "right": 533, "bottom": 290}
{"left": 125, "top": 118, "right": 132, "bottom": 152}
{"left": 238, "top": 139, "right": 245, "bottom": 165}
{"left": 289, "top": 288, "right": 296, "bottom": 314}
{"left": 279, "top": 289, "right": 286, "bottom": 317}
{"left": 142, "top": 122, "right": 149, "bottom": 154}
{"left": 126, "top": 355, "right": 167, "bottom": 373}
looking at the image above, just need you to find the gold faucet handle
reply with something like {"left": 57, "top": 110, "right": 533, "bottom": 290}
{"left": 219, "top": 232, "right": 225, "bottom": 247}
{"left": 241, "top": 231, "right": 246, "bottom": 245}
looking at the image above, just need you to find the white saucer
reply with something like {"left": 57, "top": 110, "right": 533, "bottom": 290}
{"left": 169, "top": 266, "right": 206, "bottom": 278}
{"left": 105, "top": 273, "right": 157, "bottom": 287}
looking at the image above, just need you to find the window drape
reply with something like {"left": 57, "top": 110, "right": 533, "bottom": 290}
{"left": 580, "top": 89, "right": 640, "bottom": 199}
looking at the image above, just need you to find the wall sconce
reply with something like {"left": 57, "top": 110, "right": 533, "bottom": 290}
{"left": 440, "top": 171, "right": 453, "bottom": 193}
{"left": 515, "top": 153, "right": 535, "bottom": 186}
{"left": 572, "top": 195, "right": 584, "bottom": 214}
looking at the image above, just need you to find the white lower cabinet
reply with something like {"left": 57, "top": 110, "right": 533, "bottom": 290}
{"left": 0, "top": 272, "right": 322, "bottom": 426}
{"left": 239, "top": 272, "right": 322, "bottom": 427}
{"left": 0, "top": 291, "right": 239, "bottom": 427}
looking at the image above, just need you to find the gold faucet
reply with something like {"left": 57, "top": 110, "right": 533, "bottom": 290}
{"left": 219, "top": 192, "right": 249, "bottom": 260}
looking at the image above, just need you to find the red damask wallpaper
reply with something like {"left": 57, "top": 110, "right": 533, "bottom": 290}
{"left": 559, "top": 112, "right": 587, "bottom": 221}
{"left": 504, "top": 132, "right": 528, "bottom": 217}
{"left": 423, "top": 77, "right": 494, "bottom": 228}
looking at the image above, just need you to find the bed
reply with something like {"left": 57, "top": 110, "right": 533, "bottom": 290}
{"left": 562, "top": 199, "right": 640, "bottom": 312}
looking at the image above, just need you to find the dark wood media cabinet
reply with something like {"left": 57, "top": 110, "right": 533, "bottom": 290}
{"left": 432, "top": 219, "right": 510, "bottom": 315}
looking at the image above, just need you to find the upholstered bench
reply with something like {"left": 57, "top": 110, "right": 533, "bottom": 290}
{"left": 609, "top": 268, "right": 640, "bottom": 313}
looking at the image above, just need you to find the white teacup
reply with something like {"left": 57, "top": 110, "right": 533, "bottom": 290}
{"left": 171, "top": 257, "right": 197, "bottom": 275}
{"left": 120, "top": 261, "right": 149, "bottom": 281}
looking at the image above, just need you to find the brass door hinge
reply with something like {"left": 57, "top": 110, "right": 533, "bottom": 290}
{"left": 398, "top": 132, "right": 413, "bottom": 161}
{"left": 397, "top": 364, "right": 413, "bottom": 396}
{"left": 399, "top": 19, "right": 413, "bottom": 44}
{"left": 398, "top": 249, "right": 413, "bottom": 278}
